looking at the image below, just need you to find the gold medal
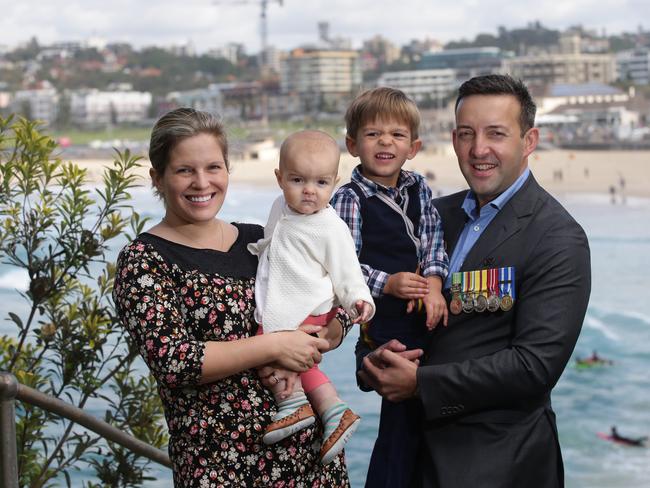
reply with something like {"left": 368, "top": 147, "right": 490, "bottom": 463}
{"left": 500, "top": 294, "right": 513, "bottom": 311}
{"left": 498, "top": 267, "right": 515, "bottom": 312}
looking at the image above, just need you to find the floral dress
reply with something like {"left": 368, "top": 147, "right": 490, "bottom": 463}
{"left": 113, "top": 223, "right": 350, "bottom": 487}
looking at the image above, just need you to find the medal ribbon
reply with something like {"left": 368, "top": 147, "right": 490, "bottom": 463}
{"left": 452, "top": 272, "right": 461, "bottom": 290}
{"left": 471, "top": 270, "right": 480, "bottom": 298}
{"left": 462, "top": 271, "right": 471, "bottom": 300}
{"left": 480, "top": 269, "right": 488, "bottom": 298}
{"left": 467, "top": 271, "right": 475, "bottom": 298}
{"left": 499, "top": 267, "right": 515, "bottom": 299}
{"left": 488, "top": 268, "right": 498, "bottom": 295}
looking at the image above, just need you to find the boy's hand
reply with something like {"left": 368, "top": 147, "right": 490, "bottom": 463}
{"left": 422, "top": 276, "right": 448, "bottom": 329}
{"left": 353, "top": 300, "right": 373, "bottom": 323}
{"left": 384, "top": 272, "right": 429, "bottom": 299}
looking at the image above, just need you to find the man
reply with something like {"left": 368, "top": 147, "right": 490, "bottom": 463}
{"left": 359, "top": 74, "right": 591, "bottom": 488}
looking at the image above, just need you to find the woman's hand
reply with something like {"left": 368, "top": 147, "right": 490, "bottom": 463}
{"left": 272, "top": 328, "right": 329, "bottom": 372}
{"left": 258, "top": 365, "right": 299, "bottom": 399}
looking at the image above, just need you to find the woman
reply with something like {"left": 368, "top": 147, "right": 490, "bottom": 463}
{"left": 113, "top": 108, "right": 351, "bottom": 486}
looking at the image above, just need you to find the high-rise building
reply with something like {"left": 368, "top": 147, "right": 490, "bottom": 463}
{"left": 280, "top": 48, "right": 361, "bottom": 112}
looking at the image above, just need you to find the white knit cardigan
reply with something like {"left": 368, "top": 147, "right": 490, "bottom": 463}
{"left": 248, "top": 196, "right": 375, "bottom": 332}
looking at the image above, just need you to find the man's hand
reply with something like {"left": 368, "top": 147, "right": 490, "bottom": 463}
{"left": 359, "top": 347, "right": 420, "bottom": 402}
{"left": 384, "top": 272, "right": 429, "bottom": 299}
{"left": 358, "top": 339, "right": 422, "bottom": 402}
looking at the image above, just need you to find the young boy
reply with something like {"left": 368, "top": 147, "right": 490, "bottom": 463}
{"left": 248, "top": 129, "right": 375, "bottom": 464}
{"left": 331, "top": 87, "right": 449, "bottom": 486}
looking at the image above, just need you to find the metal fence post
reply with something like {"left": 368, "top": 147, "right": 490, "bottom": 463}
{"left": 0, "top": 372, "right": 19, "bottom": 488}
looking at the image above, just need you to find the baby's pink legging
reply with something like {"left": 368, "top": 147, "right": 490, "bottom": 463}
{"left": 257, "top": 308, "right": 337, "bottom": 393}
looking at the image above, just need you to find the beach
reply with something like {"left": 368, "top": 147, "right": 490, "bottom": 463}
{"left": 75, "top": 147, "right": 650, "bottom": 199}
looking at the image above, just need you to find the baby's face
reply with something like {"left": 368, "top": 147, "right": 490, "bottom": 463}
{"left": 276, "top": 149, "right": 339, "bottom": 215}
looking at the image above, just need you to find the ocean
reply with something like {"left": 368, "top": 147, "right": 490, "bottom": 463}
{"left": 1, "top": 183, "right": 648, "bottom": 487}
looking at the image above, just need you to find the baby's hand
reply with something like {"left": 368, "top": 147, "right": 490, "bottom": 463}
{"left": 353, "top": 300, "right": 373, "bottom": 323}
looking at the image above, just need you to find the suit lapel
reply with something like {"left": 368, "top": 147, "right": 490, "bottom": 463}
{"left": 444, "top": 205, "right": 468, "bottom": 256}
{"left": 462, "top": 175, "right": 540, "bottom": 270}
{"left": 436, "top": 191, "right": 469, "bottom": 257}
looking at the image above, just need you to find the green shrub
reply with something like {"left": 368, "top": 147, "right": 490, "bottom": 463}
{"left": 0, "top": 115, "right": 168, "bottom": 488}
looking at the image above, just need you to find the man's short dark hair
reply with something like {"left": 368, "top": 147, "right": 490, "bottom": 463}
{"left": 455, "top": 75, "right": 536, "bottom": 135}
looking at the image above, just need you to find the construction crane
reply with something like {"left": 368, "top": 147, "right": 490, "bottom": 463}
{"left": 214, "top": 0, "right": 284, "bottom": 66}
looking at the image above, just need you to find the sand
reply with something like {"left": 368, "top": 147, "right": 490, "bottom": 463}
{"left": 74, "top": 147, "right": 650, "bottom": 199}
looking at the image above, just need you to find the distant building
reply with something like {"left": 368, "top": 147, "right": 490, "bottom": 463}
{"left": 361, "top": 35, "right": 401, "bottom": 68}
{"left": 534, "top": 82, "right": 630, "bottom": 115}
{"left": 504, "top": 51, "right": 616, "bottom": 87}
{"left": 504, "top": 33, "right": 616, "bottom": 87}
{"left": 12, "top": 85, "right": 59, "bottom": 125}
{"left": 280, "top": 48, "right": 362, "bottom": 113}
{"left": 70, "top": 89, "right": 152, "bottom": 127}
{"left": 534, "top": 83, "right": 639, "bottom": 143}
{"left": 616, "top": 47, "right": 650, "bottom": 85}
{"left": 401, "top": 38, "right": 443, "bottom": 65}
{"left": 166, "top": 85, "right": 224, "bottom": 117}
{"left": 376, "top": 68, "right": 457, "bottom": 107}
{"left": 167, "top": 82, "right": 273, "bottom": 121}
{"left": 261, "top": 46, "right": 283, "bottom": 75}
{"left": 418, "top": 47, "right": 505, "bottom": 81}
{"left": 207, "top": 43, "right": 246, "bottom": 65}
{"left": 167, "top": 41, "right": 196, "bottom": 57}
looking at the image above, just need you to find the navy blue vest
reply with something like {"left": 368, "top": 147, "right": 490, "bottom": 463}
{"left": 345, "top": 181, "right": 427, "bottom": 348}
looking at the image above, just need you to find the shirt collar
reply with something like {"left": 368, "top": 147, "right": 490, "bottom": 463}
{"left": 351, "top": 164, "right": 417, "bottom": 197}
{"left": 461, "top": 167, "right": 531, "bottom": 219}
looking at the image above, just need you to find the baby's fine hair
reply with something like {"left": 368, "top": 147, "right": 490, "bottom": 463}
{"left": 345, "top": 87, "right": 420, "bottom": 141}
{"left": 279, "top": 129, "right": 340, "bottom": 171}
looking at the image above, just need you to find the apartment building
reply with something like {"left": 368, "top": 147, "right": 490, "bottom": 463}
{"left": 12, "top": 85, "right": 59, "bottom": 125}
{"left": 280, "top": 48, "right": 362, "bottom": 112}
{"left": 70, "top": 89, "right": 152, "bottom": 127}
{"left": 376, "top": 68, "right": 457, "bottom": 106}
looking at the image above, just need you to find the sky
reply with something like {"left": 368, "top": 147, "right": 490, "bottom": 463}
{"left": 0, "top": 0, "right": 647, "bottom": 54}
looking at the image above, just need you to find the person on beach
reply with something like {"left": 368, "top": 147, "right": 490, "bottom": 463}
{"left": 331, "top": 87, "right": 449, "bottom": 487}
{"left": 248, "top": 129, "right": 375, "bottom": 464}
{"left": 113, "top": 108, "right": 352, "bottom": 487}
{"left": 359, "top": 75, "right": 591, "bottom": 488}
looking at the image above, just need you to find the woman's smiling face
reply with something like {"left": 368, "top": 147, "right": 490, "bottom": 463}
{"left": 152, "top": 132, "right": 229, "bottom": 226}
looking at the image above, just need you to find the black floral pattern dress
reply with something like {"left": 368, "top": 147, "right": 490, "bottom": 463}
{"left": 113, "top": 223, "right": 350, "bottom": 487}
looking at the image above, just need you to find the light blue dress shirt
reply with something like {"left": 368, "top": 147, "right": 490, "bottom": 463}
{"left": 444, "top": 168, "right": 531, "bottom": 289}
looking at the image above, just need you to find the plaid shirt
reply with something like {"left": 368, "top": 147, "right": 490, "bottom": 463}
{"left": 331, "top": 165, "right": 448, "bottom": 298}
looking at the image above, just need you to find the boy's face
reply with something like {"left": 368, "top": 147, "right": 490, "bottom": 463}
{"left": 346, "top": 118, "right": 422, "bottom": 187}
{"left": 275, "top": 148, "right": 339, "bottom": 215}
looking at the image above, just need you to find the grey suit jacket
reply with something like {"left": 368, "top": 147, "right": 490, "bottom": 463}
{"left": 414, "top": 174, "right": 591, "bottom": 488}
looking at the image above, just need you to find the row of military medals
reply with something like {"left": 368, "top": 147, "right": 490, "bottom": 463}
{"left": 450, "top": 267, "right": 515, "bottom": 315}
